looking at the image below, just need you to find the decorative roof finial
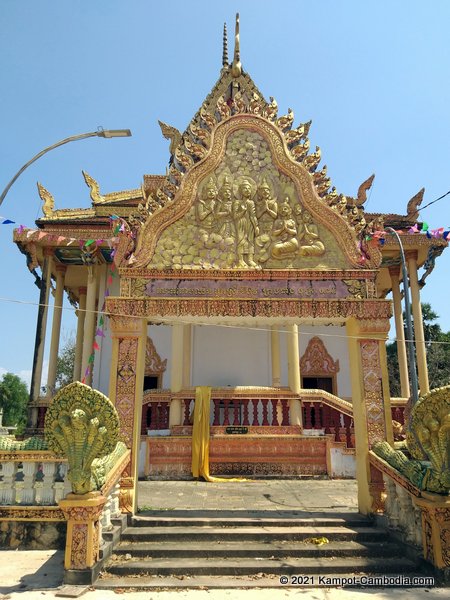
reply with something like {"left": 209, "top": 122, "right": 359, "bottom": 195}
{"left": 231, "top": 13, "right": 242, "bottom": 78}
{"left": 222, "top": 22, "right": 229, "bottom": 67}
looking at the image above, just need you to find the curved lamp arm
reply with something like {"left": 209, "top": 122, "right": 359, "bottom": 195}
{"left": 0, "top": 128, "right": 132, "bottom": 207}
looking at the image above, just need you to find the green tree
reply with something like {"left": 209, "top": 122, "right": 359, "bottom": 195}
{"left": 0, "top": 372, "right": 28, "bottom": 428}
{"left": 387, "top": 303, "right": 450, "bottom": 397}
{"left": 55, "top": 338, "right": 76, "bottom": 390}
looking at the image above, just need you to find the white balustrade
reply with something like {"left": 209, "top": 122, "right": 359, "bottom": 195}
{"left": 0, "top": 459, "right": 69, "bottom": 506}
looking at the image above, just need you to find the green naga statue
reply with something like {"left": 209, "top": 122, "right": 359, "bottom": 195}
{"left": 373, "top": 385, "right": 450, "bottom": 494}
{"left": 44, "top": 382, "right": 127, "bottom": 495}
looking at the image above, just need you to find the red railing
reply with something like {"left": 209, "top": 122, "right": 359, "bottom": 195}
{"left": 141, "top": 400, "right": 170, "bottom": 433}
{"left": 302, "top": 401, "right": 354, "bottom": 448}
{"left": 181, "top": 396, "right": 290, "bottom": 427}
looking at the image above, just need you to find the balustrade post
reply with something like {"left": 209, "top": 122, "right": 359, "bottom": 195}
{"left": 223, "top": 399, "right": 230, "bottom": 426}
{"left": 261, "top": 398, "right": 269, "bottom": 426}
{"left": 281, "top": 399, "right": 290, "bottom": 426}
{"left": 242, "top": 399, "right": 250, "bottom": 426}
{"left": 271, "top": 398, "right": 279, "bottom": 426}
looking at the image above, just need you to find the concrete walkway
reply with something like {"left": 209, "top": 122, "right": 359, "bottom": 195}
{"left": 137, "top": 479, "right": 359, "bottom": 513}
{"left": 0, "top": 480, "right": 446, "bottom": 599}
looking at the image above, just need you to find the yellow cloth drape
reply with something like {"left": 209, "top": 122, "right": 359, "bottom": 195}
{"left": 191, "top": 386, "right": 248, "bottom": 482}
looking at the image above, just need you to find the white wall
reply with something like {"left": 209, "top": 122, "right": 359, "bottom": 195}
{"left": 192, "top": 325, "right": 271, "bottom": 387}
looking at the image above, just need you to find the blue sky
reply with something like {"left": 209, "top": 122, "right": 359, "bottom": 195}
{"left": 0, "top": 0, "right": 449, "bottom": 386}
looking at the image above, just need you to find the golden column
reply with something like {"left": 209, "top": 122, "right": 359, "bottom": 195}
{"left": 108, "top": 315, "right": 147, "bottom": 514}
{"left": 31, "top": 247, "right": 53, "bottom": 403}
{"left": 92, "top": 265, "right": 107, "bottom": 390}
{"left": 182, "top": 323, "right": 192, "bottom": 388}
{"left": 81, "top": 266, "right": 98, "bottom": 386}
{"left": 346, "top": 317, "right": 393, "bottom": 515}
{"left": 169, "top": 323, "right": 184, "bottom": 427}
{"left": 46, "top": 264, "right": 66, "bottom": 397}
{"left": 271, "top": 325, "right": 281, "bottom": 387}
{"left": 73, "top": 287, "right": 87, "bottom": 382}
{"left": 287, "top": 323, "right": 302, "bottom": 426}
{"left": 405, "top": 250, "right": 430, "bottom": 394}
{"left": 388, "top": 266, "right": 410, "bottom": 398}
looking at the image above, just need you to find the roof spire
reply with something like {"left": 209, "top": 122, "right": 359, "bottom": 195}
{"left": 222, "top": 22, "right": 229, "bottom": 67}
{"left": 231, "top": 13, "right": 242, "bottom": 78}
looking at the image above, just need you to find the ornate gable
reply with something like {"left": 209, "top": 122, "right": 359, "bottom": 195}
{"left": 300, "top": 337, "right": 340, "bottom": 376}
{"left": 121, "top": 15, "right": 382, "bottom": 272}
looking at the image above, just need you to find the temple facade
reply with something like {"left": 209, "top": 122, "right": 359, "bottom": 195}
{"left": 14, "top": 17, "right": 447, "bottom": 514}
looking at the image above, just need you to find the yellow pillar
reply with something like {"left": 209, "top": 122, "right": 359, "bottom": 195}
{"left": 31, "top": 249, "right": 53, "bottom": 402}
{"left": 271, "top": 325, "right": 281, "bottom": 387}
{"left": 169, "top": 323, "right": 184, "bottom": 427}
{"left": 389, "top": 267, "right": 410, "bottom": 398}
{"left": 92, "top": 265, "right": 107, "bottom": 390}
{"left": 182, "top": 324, "right": 192, "bottom": 388}
{"left": 81, "top": 267, "right": 98, "bottom": 386}
{"left": 108, "top": 316, "right": 147, "bottom": 514}
{"left": 406, "top": 251, "right": 429, "bottom": 394}
{"left": 287, "top": 324, "right": 302, "bottom": 426}
{"left": 46, "top": 264, "right": 66, "bottom": 397}
{"left": 346, "top": 317, "right": 393, "bottom": 515}
{"left": 73, "top": 287, "right": 87, "bottom": 382}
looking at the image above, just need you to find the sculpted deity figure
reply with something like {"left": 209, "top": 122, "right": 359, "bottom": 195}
{"left": 255, "top": 178, "right": 278, "bottom": 233}
{"left": 255, "top": 178, "right": 278, "bottom": 262}
{"left": 271, "top": 202, "right": 299, "bottom": 259}
{"left": 215, "top": 175, "right": 234, "bottom": 239}
{"left": 298, "top": 211, "right": 325, "bottom": 256}
{"left": 232, "top": 178, "right": 260, "bottom": 268}
{"left": 196, "top": 177, "right": 218, "bottom": 230}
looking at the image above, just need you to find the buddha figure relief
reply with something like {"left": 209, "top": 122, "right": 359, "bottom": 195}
{"left": 232, "top": 177, "right": 259, "bottom": 268}
{"left": 196, "top": 176, "right": 218, "bottom": 231}
{"left": 215, "top": 175, "right": 234, "bottom": 241}
{"left": 255, "top": 178, "right": 278, "bottom": 262}
{"left": 298, "top": 210, "right": 325, "bottom": 256}
{"left": 271, "top": 202, "right": 299, "bottom": 259}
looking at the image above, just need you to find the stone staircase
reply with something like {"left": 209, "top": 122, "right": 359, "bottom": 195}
{"left": 96, "top": 509, "right": 425, "bottom": 589}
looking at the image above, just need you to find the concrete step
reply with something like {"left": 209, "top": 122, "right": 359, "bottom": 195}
{"left": 121, "top": 525, "right": 384, "bottom": 543}
{"left": 131, "top": 514, "right": 373, "bottom": 528}
{"left": 103, "top": 555, "right": 419, "bottom": 577}
{"left": 113, "top": 539, "right": 404, "bottom": 559}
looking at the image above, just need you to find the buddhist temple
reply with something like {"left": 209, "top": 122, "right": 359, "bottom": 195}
{"left": 12, "top": 14, "right": 448, "bottom": 517}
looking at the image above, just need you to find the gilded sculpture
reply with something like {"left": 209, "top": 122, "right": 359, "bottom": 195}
{"left": 147, "top": 127, "right": 341, "bottom": 271}
{"left": 44, "top": 382, "right": 127, "bottom": 495}
{"left": 373, "top": 385, "right": 450, "bottom": 494}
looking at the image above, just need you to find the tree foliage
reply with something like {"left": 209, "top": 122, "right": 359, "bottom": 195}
{"left": 387, "top": 302, "right": 450, "bottom": 397}
{"left": 0, "top": 372, "right": 28, "bottom": 428}
{"left": 55, "top": 338, "right": 76, "bottom": 390}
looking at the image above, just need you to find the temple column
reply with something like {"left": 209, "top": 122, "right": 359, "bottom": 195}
{"left": 406, "top": 250, "right": 429, "bottom": 394}
{"left": 169, "top": 323, "right": 184, "bottom": 427}
{"left": 389, "top": 267, "right": 410, "bottom": 398}
{"left": 30, "top": 249, "right": 53, "bottom": 406}
{"left": 73, "top": 287, "right": 87, "bottom": 382}
{"left": 92, "top": 265, "right": 107, "bottom": 390}
{"left": 46, "top": 264, "right": 66, "bottom": 398}
{"left": 287, "top": 324, "right": 302, "bottom": 426}
{"left": 81, "top": 266, "right": 98, "bottom": 386}
{"left": 346, "top": 317, "right": 393, "bottom": 515}
{"left": 182, "top": 324, "right": 192, "bottom": 388}
{"left": 271, "top": 326, "right": 281, "bottom": 387}
{"left": 109, "top": 315, "right": 147, "bottom": 514}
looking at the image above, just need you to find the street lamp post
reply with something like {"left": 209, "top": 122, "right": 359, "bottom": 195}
{"left": 385, "top": 227, "right": 420, "bottom": 406}
{"left": 0, "top": 127, "right": 132, "bottom": 414}
{"left": 0, "top": 128, "right": 132, "bottom": 206}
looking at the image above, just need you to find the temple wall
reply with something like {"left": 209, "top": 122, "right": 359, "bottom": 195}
{"left": 192, "top": 325, "right": 271, "bottom": 387}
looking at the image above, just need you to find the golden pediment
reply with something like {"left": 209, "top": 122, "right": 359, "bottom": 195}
{"left": 132, "top": 110, "right": 380, "bottom": 271}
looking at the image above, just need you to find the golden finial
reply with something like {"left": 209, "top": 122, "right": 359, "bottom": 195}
{"left": 231, "top": 13, "right": 242, "bottom": 78}
{"left": 222, "top": 22, "right": 229, "bottom": 67}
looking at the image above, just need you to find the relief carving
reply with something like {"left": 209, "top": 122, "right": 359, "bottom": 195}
{"left": 149, "top": 129, "right": 333, "bottom": 271}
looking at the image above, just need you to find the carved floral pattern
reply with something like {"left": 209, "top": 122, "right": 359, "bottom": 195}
{"left": 360, "top": 340, "right": 385, "bottom": 446}
{"left": 300, "top": 336, "right": 340, "bottom": 376}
